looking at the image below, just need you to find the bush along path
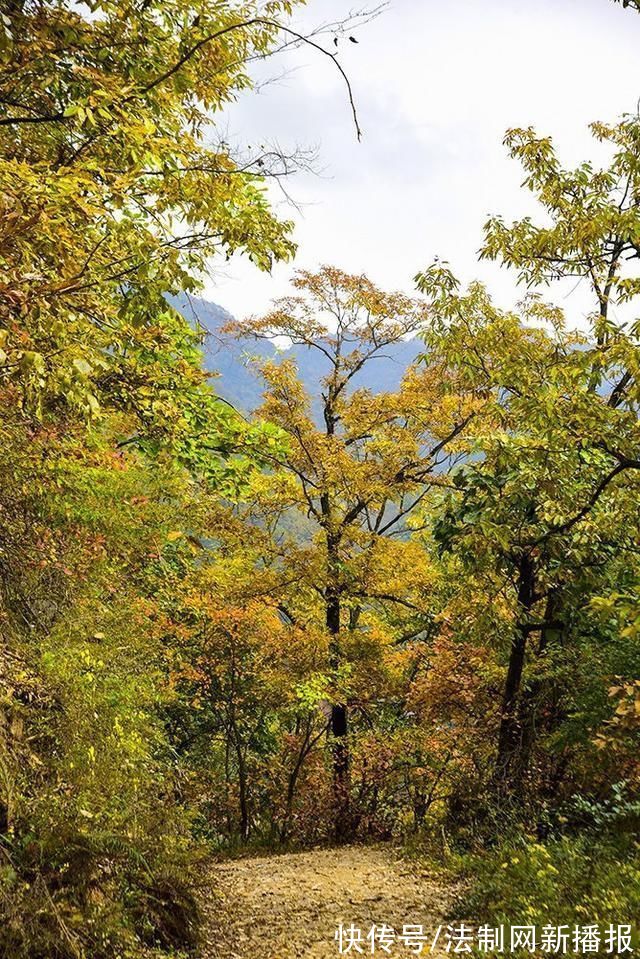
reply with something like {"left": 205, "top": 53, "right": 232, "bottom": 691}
{"left": 199, "top": 844, "right": 455, "bottom": 958}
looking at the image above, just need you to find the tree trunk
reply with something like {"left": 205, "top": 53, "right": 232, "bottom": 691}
{"left": 327, "top": 582, "right": 351, "bottom": 841}
{"left": 323, "top": 386, "right": 351, "bottom": 841}
{"left": 228, "top": 706, "right": 250, "bottom": 841}
{"left": 235, "top": 739, "right": 250, "bottom": 841}
{"left": 280, "top": 722, "right": 312, "bottom": 843}
{"left": 493, "top": 554, "right": 536, "bottom": 799}
{"left": 518, "top": 590, "right": 563, "bottom": 782}
{"left": 331, "top": 702, "right": 350, "bottom": 840}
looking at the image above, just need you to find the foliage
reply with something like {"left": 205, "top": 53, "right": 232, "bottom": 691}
{"left": 462, "top": 833, "right": 640, "bottom": 940}
{"left": 2, "top": 0, "right": 640, "bottom": 948}
{"left": 0, "top": 0, "right": 301, "bottom": 421}
{"left": 0, "top": 417, "right": 201, "bottom": 958}
{"left": 221, "top": 265, "right": 498, "bottom": 840}
{"left": 0, "top": 0, "right": 313, "bottom": 955}
{"left": 419, "top": 115, "right": 640, "bottom": 824}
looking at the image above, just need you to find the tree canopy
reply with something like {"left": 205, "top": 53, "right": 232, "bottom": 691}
{"left": 2, "top": 3, "right": 640, "bottom": 957}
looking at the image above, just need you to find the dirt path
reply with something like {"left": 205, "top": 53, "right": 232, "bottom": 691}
{"left": 199, "top": 844, "right": 454, "bottom": 958}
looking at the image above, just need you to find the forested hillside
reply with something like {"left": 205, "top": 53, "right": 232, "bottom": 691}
{"left": 1, "top": 2, "right": 640, "bottom": 958}
{"left": 170, "top": 294, "right": 423, "bottom": 414}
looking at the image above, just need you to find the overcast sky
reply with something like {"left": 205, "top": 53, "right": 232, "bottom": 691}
{"left": 201, "top": 0, "right": 640, "bottom": 329}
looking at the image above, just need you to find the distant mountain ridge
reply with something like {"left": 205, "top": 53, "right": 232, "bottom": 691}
{"left": 170, "top": 294, "right": 424, "bottom": 415}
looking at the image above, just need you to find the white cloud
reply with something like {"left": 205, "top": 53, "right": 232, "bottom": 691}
{"left": 201, "top": 0, "right": 640, "bottom": 329}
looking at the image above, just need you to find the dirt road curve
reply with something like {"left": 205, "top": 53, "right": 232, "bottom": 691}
{"left": 200, "top": 844, "right": 453, "bottom": 958}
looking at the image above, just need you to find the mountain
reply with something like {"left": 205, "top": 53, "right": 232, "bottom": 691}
{"left": 170, "top": 294, "right": 424, "bottom": 415}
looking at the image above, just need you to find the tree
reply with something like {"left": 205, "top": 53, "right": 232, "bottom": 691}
{"left": 0, "top": 1, "right": 309, "bottom": 423}
{"left": 226, "top": 265, "right": 488, "bottom": 839}
{"left": 0, "top": 0, "right": 367, "bottom": 437}
{"left": 435, "top": 116, "right": 640, "bottom": 807}
{"left": 433, "top": 331, "right": 640, "bottom": 805}
{"left": 0, "top": 410, "right": 211, "bottom": 956}
{"left": 0, "top": 1, "right": 370, "bottom": 952}
{"left": 156, "top": 505, "right": 330, "bottom": 843}
{"left": 481, "top": 118, "right": 640, "bottom": 399}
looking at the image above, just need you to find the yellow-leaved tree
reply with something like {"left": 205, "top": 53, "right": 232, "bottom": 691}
{"left": 226, "top": 266, "right": 491, "bottom": 839}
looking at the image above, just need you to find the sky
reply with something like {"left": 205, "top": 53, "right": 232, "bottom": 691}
{"left": 201, "top": 0, "right": 640, "bottom": 329}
